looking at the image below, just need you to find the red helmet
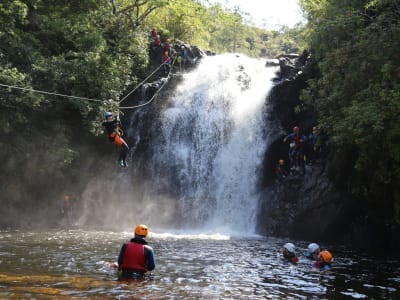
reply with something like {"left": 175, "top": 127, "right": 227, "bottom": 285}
{"left": 293, "top": 126, "right": 300, "bottom": 132}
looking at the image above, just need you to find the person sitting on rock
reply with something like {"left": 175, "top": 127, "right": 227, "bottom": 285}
{"left": 275, "top": 159, "right": 288, "bottom": 181}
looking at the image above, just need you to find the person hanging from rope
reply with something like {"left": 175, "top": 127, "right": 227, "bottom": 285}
{"left": 102, "top": 112, "right": 129, "bottom": 168}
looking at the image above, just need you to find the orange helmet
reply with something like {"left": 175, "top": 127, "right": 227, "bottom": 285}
{"left": 319, "top": 250, "right": 333, "bottom": 263}
{"left": 279, "top": 159, "right": 284, "bottom": 165}
{"left": 134, "top": 224, "right": 149, "bottom": 237}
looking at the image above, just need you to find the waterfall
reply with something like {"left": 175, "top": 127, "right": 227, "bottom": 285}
{"left": 148, "top": 54, "right": 278, "bottom": 235}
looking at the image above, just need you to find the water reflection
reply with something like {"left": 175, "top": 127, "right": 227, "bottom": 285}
{"left": 0, "top": 230, "right": 399, "bottom": 299}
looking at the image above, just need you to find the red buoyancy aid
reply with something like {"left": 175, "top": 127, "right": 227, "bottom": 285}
{"left": 120, "top": 242, "right": 147, "bottom": 272}
{"left": 293, "top": 133, "right": 302, "bottom": 147}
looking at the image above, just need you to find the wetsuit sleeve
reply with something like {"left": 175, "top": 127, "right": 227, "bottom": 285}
{"left": 117, "top": 243, "right": 128, "bottom": 267}
{"left": 144, "top": 245, "right": 155, "bottom": 271}
{"left": 284, "top": 133, "right": 294, "bottom": 142}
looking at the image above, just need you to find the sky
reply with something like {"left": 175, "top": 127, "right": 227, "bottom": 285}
{"left": 211, "top": 0, "right": 305, "bottom": 30}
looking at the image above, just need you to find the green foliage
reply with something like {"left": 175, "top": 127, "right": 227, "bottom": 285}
{"left": 0, "top": 0, "right": 308, "bottom": 224}
{"left": 300, "top": 0, "right": 400, "bottom": 221}
{"left": 146, "top": 1, "right": 306, "bottom": 57}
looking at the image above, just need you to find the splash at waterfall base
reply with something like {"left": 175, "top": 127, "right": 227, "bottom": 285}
{"left": 110, "top": 50, "right": 399, "bottom": 254}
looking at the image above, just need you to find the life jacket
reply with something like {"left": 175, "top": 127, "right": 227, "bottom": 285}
{"left": 120, "top": 242, "right": 147, "bottom": 272}
{"left": 63, "top": 200, "right": 70, "bottom": 209}
{"left": 163, "top": 56, "right": 170, "bottom": 64}
{"left": 154, "top": 38, "right": 161, "bottom": 47}
{"left": 293, "top": 133, "right": 302, "bottom": 147}
{"left": 109, "top": 132, "right": 125, "bottom": 147}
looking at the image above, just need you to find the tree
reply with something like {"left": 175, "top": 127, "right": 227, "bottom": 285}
{"left": 299, "top": 0, "right": 400, "bottom": 222}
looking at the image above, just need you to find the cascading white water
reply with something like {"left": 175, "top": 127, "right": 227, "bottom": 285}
{"left": 152, "top": 54, "right": 278, "bottom": 235}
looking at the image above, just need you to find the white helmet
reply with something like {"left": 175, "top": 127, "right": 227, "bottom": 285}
{"left": 307, "top": 243, "right": 320, "bottom": 254}
{"left": 283, "top": 242, "right": 296, "bottom": 254}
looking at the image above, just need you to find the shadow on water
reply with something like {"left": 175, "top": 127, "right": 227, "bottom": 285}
{"left": 0, "top": 230, "right": 399, "bottom": 299}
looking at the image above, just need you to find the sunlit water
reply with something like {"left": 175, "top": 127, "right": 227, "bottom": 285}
{"left": 0, "top": 230, "right": 399, "bottom": 299}
{"left": 145, "top": 54, "right": 279, "bottom": 234}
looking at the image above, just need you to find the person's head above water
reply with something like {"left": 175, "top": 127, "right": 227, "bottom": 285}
{"left": 134, "top": 224, "right": 149, "bottom": 238}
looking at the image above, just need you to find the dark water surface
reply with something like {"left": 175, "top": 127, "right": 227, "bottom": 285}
{"left": 0, "top": 229, "right": 399, "bottom": 299}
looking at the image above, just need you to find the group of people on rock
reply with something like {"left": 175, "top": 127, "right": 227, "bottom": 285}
{"left": 150, "top": 28, "right": 189, "bottom": 74}
{"left": 275, "top": 125, "right": 326, "bottom": 180}
{"left": 282, "top": 242, "right": 334, "bottom": 270}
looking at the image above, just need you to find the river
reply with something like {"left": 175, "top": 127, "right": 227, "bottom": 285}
{"left": 0, "top": 229, "right": 399, "bottom": 299}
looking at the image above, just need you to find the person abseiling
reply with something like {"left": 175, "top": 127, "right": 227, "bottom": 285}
{"left": 305, "top": 243, "right": 320, "bottom": 260}
{"left": 116, "top": 224, "right": 155, "bottom": 280}
{"left": 102, "top": 112, "right": 129, "bottom": 168}
{"left": 282, "top": 242, "right": 299, "bottom": 264}
{"left": 314, "top": 250, "right": 333, "bottom": 270}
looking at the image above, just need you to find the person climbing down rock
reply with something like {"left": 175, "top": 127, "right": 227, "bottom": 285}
{"left": 283, "top": 126, "right": 307, "bottom": 174}
{"left": 275, "top": 159, "right": 288, "bottom": 182}
{"left": 102, "top": 112, "right": 129, "bottom": 168}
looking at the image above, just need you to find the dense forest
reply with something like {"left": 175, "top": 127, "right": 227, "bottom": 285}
{"left": 0, "top": 0, "right": 399, "bottom": 233}
{"left": 299, "top": 0, "right": 400, "bottom": 227}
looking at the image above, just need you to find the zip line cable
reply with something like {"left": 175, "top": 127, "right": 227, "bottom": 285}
{"left": 0, "top": 83, "right": 105, "bottom": 103}
{"left": 118, "top": 61, "right": 167, "bottom": 104}
{"left": 119, "top": 56, "right": 177, "bottom": 110}
{"left": 0, "top": 60, "right": 171, "bottom": 109}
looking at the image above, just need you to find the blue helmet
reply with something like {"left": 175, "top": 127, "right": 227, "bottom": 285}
{"left": 104, "top": 111, "right": 112, "bottom": 119}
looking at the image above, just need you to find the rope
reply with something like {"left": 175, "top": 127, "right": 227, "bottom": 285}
{"left": 120, "top": 55, "right": 178, "bottom": 110}
{"left": 0, "top": 83, "right": 105, "bottom": 103}
{"left": 1, "top": 55, "right": 179, "bottom": 111}
{"left": 118, "top": 61, "right": 167, "bottom": 104}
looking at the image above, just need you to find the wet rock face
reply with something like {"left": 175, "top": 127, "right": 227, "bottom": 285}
{"left": 258, "top": 51, "right": 355, "bottom": 242}
{"left": 258, "top": 51, "right": 400, "bottom": 254}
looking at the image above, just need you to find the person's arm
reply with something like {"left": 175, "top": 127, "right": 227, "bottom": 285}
{"left": 144, "top": 246, "right": 155, "bottom": 271}
{"left": 117, "top": 244, "right": 127, "bottom": 269}
{"left": 283, "top": 133, "right": 292, "bottom": 143}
